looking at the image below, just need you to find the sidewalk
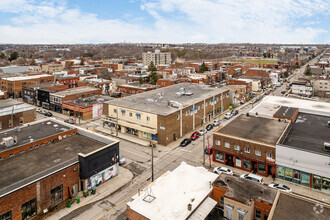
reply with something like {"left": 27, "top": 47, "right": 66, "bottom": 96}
{"left": 46, "top": 166, "right": 133, "bottom": 220}
{"left": 206, "top": 160, "right": 330, "bottom": 204}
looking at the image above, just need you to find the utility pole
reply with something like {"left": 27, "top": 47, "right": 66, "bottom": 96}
{"left": 116, "top": 98, "right": 119, "bottom": 137}
{"left": 202, "top": 116, "right": 206, "bottom": 165}
{"left": 150, "top": 141, "right": 154, "bottom": 182}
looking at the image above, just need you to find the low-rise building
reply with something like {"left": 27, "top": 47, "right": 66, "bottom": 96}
{"left": 291, "top": 81, "right": 313, "bottom": 96}
{"left": 127, "top": 162, "right": 218, "bottom": 220}
{"left": 103, "top": 83, "right": 230, "bottom": 145}
{"left": 41, "top": 63, "right": 64, "bottom": 73}
{"left": 0, "top": 119, "right": 119, "bottom": 219}
{"left": 313, "top": 78, "right": 330, "bottom": 97}
{"left": 0, "top": 99, "right": 36, "bottom": 130}
{"left": 117, "top": 82, "right": 157, "bottom": 97}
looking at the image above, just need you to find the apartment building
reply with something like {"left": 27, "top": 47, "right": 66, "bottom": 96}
{"left": 103, "top": 83, "right": 230, "bottom": 145}
{"left": 0, "top": 74, "right": 54, "bottom": 98}
{"left": 41, "top": 63, "right": 64, "bottom": 73}
{"left": 142, "top": 50, "right": 171, "bottom": 66}
{"left": 313, "top": 78, "right": 330, "bottom": 97}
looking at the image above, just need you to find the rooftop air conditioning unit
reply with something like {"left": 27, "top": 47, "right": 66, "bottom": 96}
{"left": 2, "top": 136, "right": 17, "bottom": 147}
{"left": 324, "top": 142, "right": 330, "bottom": 152}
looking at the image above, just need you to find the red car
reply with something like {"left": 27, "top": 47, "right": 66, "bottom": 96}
{"left": 190, "top": 131, "right": 200, "bottom": 140}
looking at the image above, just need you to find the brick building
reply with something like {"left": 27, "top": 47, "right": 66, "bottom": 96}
{"left": 117, "top": 83, "right": 157, "bottom": 97}
{"left": 213, "top": 115, "right": 289, "bottom": 177}
{"left": 0, "top": 99, "right": 36, "bottom": 130}
{"left": 0, "top": 74, "right": 54, "bottom": 98}
{"left": 142, "top": 50, "right": 171, "bottom": 66}
{"left": 156, "top": 78, "right": 180, "bottom": 88}
{"left": 0, "top": 119, "right": 119, "bottom": 220}
{"left": 55, "top": 75, "right": 80, "bottom": 88}
{"left": 244, "top": 68, "right": 272, "bottom": 87}
{"left": 103, "top": 83, "right": 230, "bottom": 145}
{"left": 50, "top": 87, "right": 101, "bottom": 113}
{"left": 212, "top": 174, "right": 277, "bottom": 220}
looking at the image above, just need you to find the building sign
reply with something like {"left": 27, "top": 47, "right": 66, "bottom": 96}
{"left": 160, "top": 126, "right": 166, "bottom": 130}
{"left": 92, "top": 103, "right": 103, "bottom": 118}
{"left": 87, "top": 164, "right": 118, "bottom": 190}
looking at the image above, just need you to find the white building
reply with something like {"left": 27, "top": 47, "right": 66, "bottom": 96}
{"left": 291, "top": 81, "right": 313, "bottom": 96}
{"left": 142, "top": 50, "right": 171, "bottom": 66}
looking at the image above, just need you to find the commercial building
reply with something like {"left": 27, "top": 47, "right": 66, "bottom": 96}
{"left": 127, "top": 162, "right": 218, "bottom": 220}
{"left": 103, "top": 83, "right": 230, "bottom": 145}
{"left": 0, "top": 119, "right": 119, "bottom": 220}
{"left": 50, "top": 87, "right": 101, "bottom": 113}
{"left": 0, "top": 74, "right": 54, "bottom": 98}
{"left": 291, "top": 81, "right": 313, "bottom": 96}
{"left": 212, "top": 174, "right": 277, "bottom": 220}
{"left": 213, "top": 115, "right": 289, "bottom": 177}
{"left": 117, "top": 82, "right": 157, "bottom": 97}
{"left": 0, "top": 99, "right": 36, "bottom": 130}
{"left": 142, "top": 50, "right": 171, "bottom": 66}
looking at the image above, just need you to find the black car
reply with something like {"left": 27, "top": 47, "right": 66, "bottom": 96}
{"left": 44, "top": 112, "right": 53, "bottom": 117}
{"left": 206, "top": 124, "right": 213, "bottom": 131}
{"left": 231, "top": 109, "right": 239, "bottom": 115}
{"left": 180, "top": 138, "right": 191, "bottom": 147}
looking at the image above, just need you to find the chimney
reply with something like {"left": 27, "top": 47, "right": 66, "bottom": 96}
{"left": 187, "top": 204, "right": 192, "bottom": 211}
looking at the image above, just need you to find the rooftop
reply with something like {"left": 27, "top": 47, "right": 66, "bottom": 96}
{"left": 273, "top": 106, "right": 298, "bottom": 119}
{"left": 2, "top": 74, "right": 52, "bottom": 81}
{"left": 282, "top": 113, "right": 330, "bottom": 156}
{"left": 213, "top": 174, "right": 277, "bottom": 205}
{"left": 106, "top": 83, "right": 229, "bottom": 116}
{"left": 0, "top": 66, "right": 31, "bottom": 74}
{"left": 52, "top": 86, "right": 100, "bottom": 97}
{"left": 271, "top": 193, "right": 330, "bottom": 220}
{"left": 0, "top": 99, "right": 35, "bottom": 117}
{"left": 64, "top": 95, "right": 112, "bottom": 107}
{"left": 217, "top": 114, "right": 288, "bottom": 145}
{"left": 0, "top": 120, "right": 72, "bottom": 153}
{"left": 127, "top": 162, "right": 218, "bottom": 220}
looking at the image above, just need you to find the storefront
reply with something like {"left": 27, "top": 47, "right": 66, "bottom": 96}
{"left": 277, "top": 165, "right": 330, "bottom": 193}
{"left": 213, "top": 150, "right": 275, "bottom": 177}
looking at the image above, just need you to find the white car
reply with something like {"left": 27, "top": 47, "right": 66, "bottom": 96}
{"left": 213, "top": 167, "right": 233, "bottom": 175}
{"left": 268, "top": 183, "right": 292, "bottom": 193}
{"left": 119, "top": 156, "right": 126, "bottom": 165}
{"left": 225, "top": 112, "right": 233, "bottom": 119}
{"left": 240, "top": 173, "right": 264, "bottom": 184}
{"left": 213, "top": 120, "right": 220, "bottom": 126}
{"left": 199, "top": 129, "right": 207, "bottom": 135}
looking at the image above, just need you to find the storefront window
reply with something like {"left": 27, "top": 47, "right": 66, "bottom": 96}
{"left": 322, "top": 178, "right": 330, "bottom": 192}
{"left": 142, "top": 132, "right": 152, "bottom": 140}
{"left": 258, "top": 163, "right": 266, "bottom": 175}
{"left": 285, "top": 168, "right": 293, "bottom": 181}
{"left": 243, "top": 159, "right": 250, "bottom": 170}
{"left": 293, "top": 169, "right": 301, "bottom": 184}
{"left": 277, "top": 166, "right": 285, "bottom": 179}
{"left": 301, "top": 172, "right": 310, "bottom": 187}
{"left": 313, "top": 175, "right": 322, "bottom": 190}
{"left": 215, "top": 151, "right": 224, "bottom": 162}
{"left": 235, "top": 157, "right": 241, "bottom": 167}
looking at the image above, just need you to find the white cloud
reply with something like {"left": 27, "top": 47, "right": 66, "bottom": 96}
{"left": 0, "top": 0, "right": 329, "bottom": 44}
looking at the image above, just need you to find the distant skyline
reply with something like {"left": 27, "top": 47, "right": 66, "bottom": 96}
{"left": 0, "top": 0, "right": 329, "bottom": 44}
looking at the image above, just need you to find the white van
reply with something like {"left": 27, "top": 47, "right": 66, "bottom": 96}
{"left": 240, "top": 173, "right": 264, "bottom": 184}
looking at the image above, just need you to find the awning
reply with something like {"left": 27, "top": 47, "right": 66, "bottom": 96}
{"left": 188, "top": 197, "right": 217, "bottom": 220}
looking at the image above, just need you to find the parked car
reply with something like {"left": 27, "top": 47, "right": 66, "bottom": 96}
{"left": 204, "top": 146, "right": 213, "bottom": 155}
{"left": 44, "top": 112, "right": 53, "bottom": 117}
{"left": 180, "top": 138, "right": 191, "bottom": 147}
{"left": 39, "top": 110, "right": 47, "bottom": 115}
{"left": 190, "top": 131, "right": 200, "bottom": 140}
{"left": 213, "top": 167, "right": 233, "bottom": 175}
{"left": 268, "top": 183, "right": 292, "bottom": 193}
{"left": 225, "top": 112, "right": 233, "bottom": 119}
{"left": 64, "top": 118, "right": 75, "bottom": 124}
{"left": 231, "top": 109, "right": 239, "bottom": 116}
{"left": 239, "top": 100, "right": 245, "bottom": 104}
{"left": 206, "top": 124, "right": 214, "bottom": 131}
{"left": 213, "top": 120, "right": 220, "bottom": 127}
{"left": 265, "top": 91, "right": 270, "bottom": 95}
{"left": 199, "top": 129, "right": 207, "bottom": 136}
{"left": 119, "top": 155, "right": 126, "bottom": 165}
{"left": 240, "top": 173, "right": 264, "bottom": 184}
{"left": 281, "top": 90, "right": 286, "bottom": 95}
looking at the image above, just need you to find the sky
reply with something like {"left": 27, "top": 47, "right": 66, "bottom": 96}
{"left": 0, "top": 0, "right": 329, "bottom": 44}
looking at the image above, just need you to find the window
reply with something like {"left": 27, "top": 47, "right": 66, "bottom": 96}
{"left": 238, "top": 209, "right": 246, "bottom": 220}
{"left": 215, "top": 140, "right": 220, "bottom": 145}
{"left": 185, "top": 110, "right": 189, "bottom": 116}
{"left": 129, "top": 113, "right": 132, "bottom": 117}
{"left": 114, "top": 109, "right": 117, "bottom": 113}
{"left": 177, "top": 115, "right": 180, "bottom": 120}
{"left": 258, "top": 163, "right": 266, "bottom": 174}
{"left": 244, "top": 147, "right": 250, "bottom": 153}
{"left": 219, "top": 196, "right": 224, "bottom": 208}
{"left": 136, "top": 114, "right": 141, "bottom": 120}
{"left": 215, "top": 151, "right": 224, "bottom": 162}
{"left": 0, "top": 211, "right": 11, "bottom": 220}
{"left": 142, "top": 132, "right": 152, "bottom": 140}
{"left": 51, "top": 185, "right": 63, "bottom": 206}
{"left": 235, "top": 157, "right": 242, "bottom": 167}
{"left": 255, "top": 150, "right": 261, "bottom": 156}
{"left": 121, "top": 112, "right": 125, "bottom": 117}
{"left": 264, "top": 212, "right": 269, "bottom": 220}
{"left": 234, "top": 144, "right": 240, "bottom": 151}
{"left": 255, "top": 209, "right": 262, "bottom": 219}
{"left": 22, "top": 198, "right": 36, "bottom": 220}
{"left": 147, "top": 116, "right": 150, "bottom": 121}
{"left": 266, "top": 152, "right": 272, "bottom": 158}
{"left": 243, "top": 159, "right": 251, "bottom": 169}
{"left": 225, "top": 204, "right": 233, "bottom": 220}
{"left": 225, "top": 142, "right": 230, "bottom": 148}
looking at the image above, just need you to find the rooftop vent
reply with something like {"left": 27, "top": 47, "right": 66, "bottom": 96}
{"left": 328, "top": 121, "right": 330, "bottom": 128}
{"left": 324, "top": 142, "right": 330, "bottom": 152}
{"left": 1, "top": 136, "right": 17, "bottom": 147}
{"left": 188, "top": 204, "right": 192, "bottom": 211}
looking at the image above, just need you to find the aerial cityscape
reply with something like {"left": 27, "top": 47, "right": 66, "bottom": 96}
{"left": 0, "top": 1, "right": 329, "bottom": 220}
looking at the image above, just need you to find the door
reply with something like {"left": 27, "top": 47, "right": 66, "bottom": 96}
{"left": 251, "top": 161, "right": 258, "bottom": 173}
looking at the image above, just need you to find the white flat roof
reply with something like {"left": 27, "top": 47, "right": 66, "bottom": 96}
{"left": 127, "top": 162, "right": 218, "bottom": 220}
{"left": 3, "top": 74, "right": 51, "bottom": 81}
{"left": 250, "top": 96, "right": 330, "bottom": 117}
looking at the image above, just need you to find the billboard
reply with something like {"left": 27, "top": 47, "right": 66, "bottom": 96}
{"left": 92, "top": 103, "right": 103, "bottom": 118}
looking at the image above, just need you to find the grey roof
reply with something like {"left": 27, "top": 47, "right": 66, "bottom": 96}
{"left": 271, "top": 193, "right": 330, "bottom": 220}
{"left": 282, "top": 113, "right": 330, "bottom": 156}
{"left": 106, "top": 83, "right": 229, "bottom": 116}
{"left": 0, "top": 66, "right": 31, "bottom": 74}
{"left": 273, "top": 106, "right": 298, "bottom": 119}
{"left": 213, "top": 174, "right": 277, "bottom": 205}
{"left": 0, "top": 99, "right": 35, "bottom": 117}
{"left": 0, "top": 134, "right": 105, "bottom": 198}
{"left": 218, "top": 114, "right": 288, "bottom": 145}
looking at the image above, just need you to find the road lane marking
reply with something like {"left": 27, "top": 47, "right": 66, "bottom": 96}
{"left": 121, "top": 147, "right": 149, "bottom": 159}
{"left": 179, "top": 149, "right": 192, "bottom": 153}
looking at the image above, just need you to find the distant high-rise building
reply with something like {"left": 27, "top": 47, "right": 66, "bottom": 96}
{"left": 142, "top": 49, "right": 171, "bottom": 66}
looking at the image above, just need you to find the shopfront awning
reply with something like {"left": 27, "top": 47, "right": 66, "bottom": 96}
{"left": 188, "top": 197, "right": 217, "bottom": 220}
